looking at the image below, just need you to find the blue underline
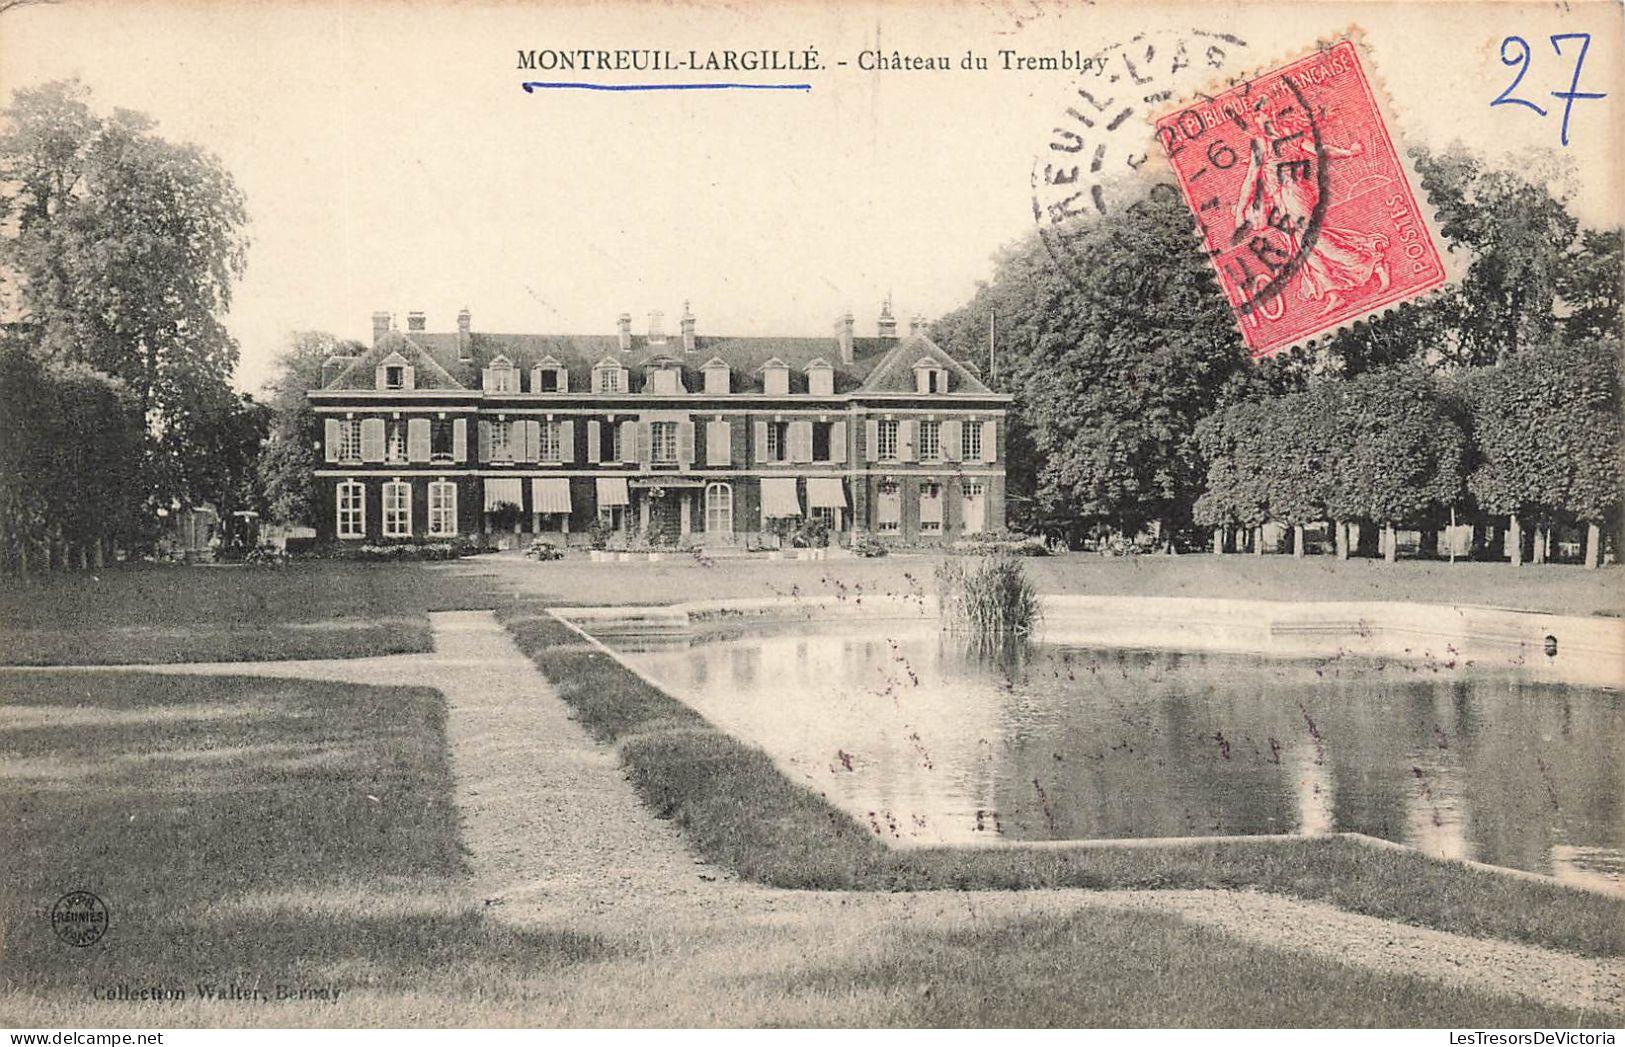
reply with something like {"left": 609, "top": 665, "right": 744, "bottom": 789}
{"left": 522, "top": 81, "right": 812, "bottom": 93}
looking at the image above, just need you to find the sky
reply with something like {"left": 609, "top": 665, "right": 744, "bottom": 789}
{"left": 2, "top": 0, "right": 1621, "bottom": 393}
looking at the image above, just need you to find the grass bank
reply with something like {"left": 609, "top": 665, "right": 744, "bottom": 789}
{"left": 0, "top": 561, "right": 499, "bottom": 664}
{"left": 0, "top": 668, "right": 607, "bottom": 1023}
{"left": 503, "top": 610, "right": 1625, "bottom": 960}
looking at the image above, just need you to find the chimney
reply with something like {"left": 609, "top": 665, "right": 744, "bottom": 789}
{"left": 877, "top": 296, "right": 898, "bottom": 339}
{"left": 647, "top": 310, "right": 667, "bottom": 346}
{"left": 406, "top": 310, "right": 426, "bottom": 332}
{"left": 909, "top": 313, "right": 926, "bottom": 336}
{"left": 371, "top": 311, "right": 392, "bottom": 346}
{"left": 834, "top": 311, "right": 855, "bottom": 365}
{"left": 617, "top": 313, "right": 633, "bottom": 352}
{"left": 456, "top": 307, "right": 472, "bottom": 359}
{"left": 680, "top": 301, "right": 696, "bottom": 353}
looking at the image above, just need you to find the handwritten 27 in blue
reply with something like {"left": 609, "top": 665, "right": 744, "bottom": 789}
{"left": 1491, "top": 33, "right": 1607, "bottom": 147}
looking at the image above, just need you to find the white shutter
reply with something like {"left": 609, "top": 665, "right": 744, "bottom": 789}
{"left": 754, "top": 420, "right": 770, "bottom": 464}
{"left": 678, "top": 421, "right": 695, "bottom": 466}
{"left": 360, "top": 418, "right": 385, "bottom": 462}
{"left": 453, "top": 418, "right": 468, "bottom": 462}
{"left": 790, "top": 421, "right": 813, "bottom": 463}
{"left": 982, "top": 420, "right": 997, "bottom": 463}
{"left": 324, "top": 419, "right": 339, "bottom": 463}
{"left": 899, "top": 420, "right": 917, "bottom": 462}
{"left": 706, "top": 420, "right": 731, "bottom": 466}
{"left": 559, "top": 419, "right": 575, "bottom": 463}
{"left": 865, "top": 420, "right": 879, "bottom": 462}
{"left": 830, "top": 421, "right": 847, "bottom": 464}
{"left": 943, "top": 420, "right": 962, "bottom": 462}
{"left": 478, "top": 420, "right": 492, "bottom": 462}
{"left": 619, "top": 420, "right": 637, "bottom": 464}
{"left": 407, "top": 418, "right": 431, "bottom": 462}
{"left": 586, "top": 420, "right": 602, "bottom": 464}
{"left": 520, "top": 420, "right": 538, "bottom": 462}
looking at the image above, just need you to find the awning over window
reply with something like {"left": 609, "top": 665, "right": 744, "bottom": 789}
{"left": 483, "top": 477, "right": 523, "bottom": 512}
{"left": 531, "top": 477, "right": 571, "bottom": 514}
{"left": 596, "top": 476, "right": 630, "bottom": 507}
{"left": 807, "top": 477, "right": 846, "bottom": 509}
{"left": 760, "top": 477, "right": 802, "bottom": 518}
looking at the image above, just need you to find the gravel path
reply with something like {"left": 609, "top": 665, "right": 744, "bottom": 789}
{"left": 38, "top": 611, "right": 1623, "bottom": 1017}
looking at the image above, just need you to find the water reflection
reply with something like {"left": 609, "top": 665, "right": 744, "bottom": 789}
{"left": 616, "top": 621, "right": 1623, "bottom": 883}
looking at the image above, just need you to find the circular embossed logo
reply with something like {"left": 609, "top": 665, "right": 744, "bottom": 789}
{"left": 51, "top": 891, "right": 109, "bottom": 948}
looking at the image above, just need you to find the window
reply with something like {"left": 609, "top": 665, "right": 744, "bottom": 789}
{"left": 650, "top": 421, "right": 678, "bottom": 465}
{"left": 766, "top": 421, "right": 788, "bottom": 462}
{"left": 876, "top": 481, "right": 901, "bottom": 533}
{"left": 763, "top": 364, "right": 789, "bottom": 396}
{"left": 428, "top": 482, "right": 458, "bottom": 537}
{"left": 336, "top": 481, "right": 365, "bottom": 538}
{"left": 596, "top": 367, "right": 623, "bottom": 393}
{"left": 538, "top": 420, "right": 561, "bottom": 462}
{"left": 599, "top": 421, "right": 623, "bottom": 462}
{"left": 384, "top": 365, "right": 405, "bottom": 389}
{"left": 876, "top": 420, "right": 899, "bottom": 461}
{"left": 383, "top": 482, "right": 412, "bottom": 537}
{"left": 337, "top": 419, "right": 363, "bottom": 463}
{"left": 918, "top": 421, "right": 941, "bottom": 462}
{"left": 961, "top": 420, "right": 982, "bottom": 462}
{"left": 431, "top": 419, "right": 455, "bottom": 461}
{"left": 488, "top": 364, "right": 515, "bottom": 393}
{"left": 538, "top": 369, "right": 560, "bottom": 393}
{"left": 920, "top": 482, "right": 943, "bottom": 533}
{"left": 812, "top": 423, "right": 831, "bottom": 462}
{"left": 961, "top": 482, "right": 986, "bottom": 536}
{"left": 491, "top": 420, "right": 512, "bottom": 461}
{"left": 704, "top": 364, "right": 729, "bottom": 396}
{"left": 812, "top": 505, "right": 836, "bottom": 529}
{"left": 927, "top": 370, "right": 942, "bottom": 393}
{"left": 385, "top": 420, "right": 407, "bottom": 463}
{"left": 649, "top": 368, "right": 681, "bottom": 395}
{"left": 705, "top": 482, "right": 733, "bottom": 534}
{"left": 807, "top": 363, "right": 834, "bottom": 396}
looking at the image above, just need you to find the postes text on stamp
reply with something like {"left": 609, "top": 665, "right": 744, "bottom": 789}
{"left": 1154, "top": 40, "right": 1446, "bottom": 359}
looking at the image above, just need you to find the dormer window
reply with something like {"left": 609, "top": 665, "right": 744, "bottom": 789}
{"left": 484, "top": 356, "right": 516, "bottom": 394}
{"left": 593, "top": 358, "right": 627, "bottom": 394}
{"left": 761, "top": 358, "right": 789, "bottom": 396}
{"left": 531, "top": 356, "right": 568, "bottom": 394}
{"left": 805, "top": 358, "right": 834, "bottom": 397}
{"left": 702, "top": 357, "right": 731, "bottom": 396}
{"left": 375, "top": 352, "right": 413, "bottom": 392}
{"left": 644, "top": 359, "right": 685, "bottom": 395}
{"left": 913, "top": 358, "right": 949, "bottom": 395}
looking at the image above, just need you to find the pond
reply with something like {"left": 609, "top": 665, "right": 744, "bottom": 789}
{"left": 611, "top": 618, "right": 1623, "bottom": 890}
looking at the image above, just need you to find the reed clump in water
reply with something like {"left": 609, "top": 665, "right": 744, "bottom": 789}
{"left": 935, "top": 553, "right": 1042, "bottom": 638}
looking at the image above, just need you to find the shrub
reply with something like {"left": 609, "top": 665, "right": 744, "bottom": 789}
{"left": 938, "top": 552, "right": 1041, "bottom": 637}
{"left": 851, "top": 533, "right": 889, "bottom": 557}
{"left": 525, "top": 539, "right": 565, "bottom": 561}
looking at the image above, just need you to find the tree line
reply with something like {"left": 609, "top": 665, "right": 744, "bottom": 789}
{"left": 932, "top": 145, "right": 1623, "bottom": 566}
{"left": 0, "top": 80, "right": 264, "bottom": 573}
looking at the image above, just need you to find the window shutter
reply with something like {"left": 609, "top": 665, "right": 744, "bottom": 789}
{"left": 707, "top": 420, "right": 732, "bottom": 466}
{"left": 619, "top": 420, "right": 637, "bottom": 464}
{"left": 407, "top": 418, "right": 431, "bottom": 462}
{"left": 830, "top": 421, "right": 847, "bottom": 463}
{"left": 865, "top": 420, "right": 879, "bottom": 462}
{"left": 791, "top": 421, "right": 813, "bottom": 463}
{"left": 481, "top": 368, "right": 494, "bottom": 391}
{"left": 324, "top": 419, "right": 340, "bottom": 463}
{"left": 982, "top": 420, "right": 997, "bottom": 463}
{"left": 478, "top": 420, "right": 492, "bottom": 462}
{"left": 899, "top": 420, "right": 917, "bottom": 462}
{"left": 754, "top": 420, "right": 769, "bottom": 464}
{"left": 559, "top": 420, "right": 575, "bottom": 463}
{"left": 528, "top": 420, "right": 544, "bottom": 462}
{"left": 360, "top": 418, "right": 385, "bottom": 462}
{"left": 678, "top": 421, "right": 695, "bottom": 466}
{"left": 635, "top": 422, "right": 651, "bottom": 465}
{"left": 453, "top": 418, "right": 468, "bottom": 462}
{"left": 402, "top": 364, "right": 415, "bottom": 390}
{"left": 943, "top": 420, "right": 962, "bottom": 462}
{"left": 558, "top": 368, "right": 569, "bottom": 393}
{"left": 586, "top": 420, "right": 602, "bottom": 463}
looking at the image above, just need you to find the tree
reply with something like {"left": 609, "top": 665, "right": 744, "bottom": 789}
{"left": 258, "top": 331, "right": 361, "bottom": 525}
{"left": 0, "top": 79, "right": 249, "bottom": 519}
{"left": 932, "top": 185, "right": 1252, "bottom": 539}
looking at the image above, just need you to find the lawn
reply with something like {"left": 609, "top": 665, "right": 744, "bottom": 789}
{"left": 0, "top": 562, "right": 501, "bottom": 665}
{"left": 0, "top": 668, "right": 607, "bottom": 1025}
{"left": 478, "top": 551, "right": 1625, "bottom": 618}
{"left": 502, "top": 609, "right": 1625, "bottom": 961}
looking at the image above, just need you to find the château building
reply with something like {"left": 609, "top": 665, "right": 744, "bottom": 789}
{"left": 307, "top": 302, "right": 1009, "bottom": 546}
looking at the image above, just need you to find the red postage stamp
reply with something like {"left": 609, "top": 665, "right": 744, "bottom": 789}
{"left": 1153, "top": 40, "right": 1446, "bottom": 359}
